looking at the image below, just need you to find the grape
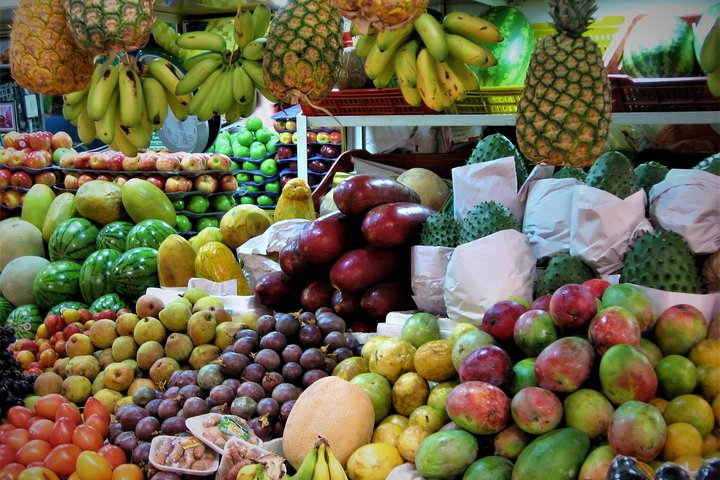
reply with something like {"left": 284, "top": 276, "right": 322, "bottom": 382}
{"left": 302, "top": 369, "right": 328, "bottom": 388}
{"left": 281, "top": 362, "right": 303, "bottom": 383}
{"left": 299, "top": 348, "right": 325, "bottom": 370}
{"left": 222, "top": 378, "right": 241, "bottom": 392}
{"left": 299, "top": 311, "right": 317, "bottom": 324}
{"left": 256, "top": 398, "right": 280, "bottom": 419}
{"left": 163, "top": 386, "right": 180, "bottom": 399}
{"left": 145, "top": 399, "right": 161, "bottom": 418}
{"left": 183, "top": 397, "right": 210, "bottom": 418}
{"left": 315, "top": 307, "right": 334, "bottom": 316}
{"left": 256, "top": 315, "right": 277, "bottom": 336}
{"left": 298, "top": 324, "right": 322, "bottom": 348}
{"left": 324, "top": 356, "right": 338, "bottom": 373}
{"left": 274, "top": 420, "right": 285, "bottom": 438}
{"left": 254, "top": 348, "right": 282, "bottom": 371}
{"left": 323, "top": 331, "right": 346, "bottom": 351}
{"left": 231, "top": 397, "right": 257, "bottom": 419}
{"left": 275, "top": 313, "right": 301, "bottom": 337}
{"left": 248, "top": 416, "right": 273, "bottom": 441}
{"left": 218, "top": 352, "right": 251, "bottom": 377}
{"left": 209, "top": 385, "right": 235, "bottom": 406}
{"left": 281, "top": 344, "right": 303, "bottom": 363}
{"left": 235, "top": 329, "right": 260, "bottom": 342}
{"left": 343, "top": 332, "right": 360, "bottom": 351}
{"left": 241, "top": 363, "right": 266, "bottom": 384}
{"left": 237, "top": 381, "right": 265, "bottom": 402}
{"left": 261, "top": 371, "right": 284, "bottom": 393}
{"left": 259, "top": 331, "right": 288, "bottom": 353}
{"left": 178, "top": 385, "right": 203, "bottom": 404}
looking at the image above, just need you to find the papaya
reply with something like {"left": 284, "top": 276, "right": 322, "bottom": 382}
{"left": 42, "top": 193, "right": 77, "bottom": 242}
{"left": 194, "top": 241, "right": 251, "bottom": 295}
{"left": 21, "top": 184, "right": 56, "bottom": 231}
{"left": 512, "top": 428, "right": 590, "bottom": 480}
{"left": 120, "top": 178, "right": 176, "bottom": 227}
{"left": 274, "top": 177, "right": 316, "bottom": 222}
{"left": 188, "top": 227, "right": 224, "bottom": 252}
{"left": 157, "top": 234, "right": 196, "bottom": 288}
{"left": 220, "top": 204, "right": 273, "bottom": 250}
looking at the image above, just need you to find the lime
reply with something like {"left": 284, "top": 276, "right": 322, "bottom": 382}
{"left": 172, "top": 199, "right": 185, "bottom": 211}
{"left": 237, "top": 130, "right": 255, "bottom": 147}
{"left": 246, "top": 116, "right": 263, "bottom": 131}
{"left": 255, "top": 127, "right": 272, "bottom": 144}
{"left": 260, "top": 158, "right": 278, "bottom": 176}
{"left": 175, "top": 214, "right": 191, "bottom": 232}
{"left": 656, "top": 355, "right": 698, "bottom": 399}
{"left": 401, "top": 312, "right": 440, "bottom": 348}
{"left": 240, "top": 196, "right": 255, "bottom": 205}
{"left": 257, "top": 195, "right": 275, "bottom": 207}
{"left": 186, "top": 195, "right": 210, "bottom": 214}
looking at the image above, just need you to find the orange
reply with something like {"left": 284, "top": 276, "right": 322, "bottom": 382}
{"left": 688, "top": 339, "right": 720, "bottom": 367}
{"left": 663, "top": 394, "right": 715, "bottom": 437}
{"left": 673, "top": 454, "right": 705, "bottom": 472}
{"left": 702, "top": 431, "right": 720, "bottom": 456}
{"left": 649, "top": 397, "right": 669, "bottom": 415}
{"left": 697, "top": 365, "right": 720, "bottom": 401}
{"left": 662, "top": 422, "right": 703, "bottom": 461}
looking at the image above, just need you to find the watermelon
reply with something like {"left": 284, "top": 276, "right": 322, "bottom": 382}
{"left": 96, "top": 221, "right": 134, "bottom": 252}
{"left": 125, "top": 219, "right": 177, "bottom": 250}
{"left": 89, "top": 293, "right": 129, "bottom": 314}
{"left": 32, "top": 260, "right": 83, "bottom": 311}
{"left": 79, "top": 248, "right": 123, "bottom": 304}
{"left": 48, "top": 217, "right": 100, "bottom": 263}
{"left": 111, "top": 247, "right": 159, "bottom": 300}
{"left": 5, "top": 304, "right": 42, "bottom": 339}
{"left": 0, "top": 295, "right": 13, "bottom": 325}
{"left": 48, "top": 301, "right": 89, "bottom": 316}
{"left": 622, "top": 15, "right": 695, "bottom": 77}
{"left": 473, "top": 6, "right": 535, "bottom": 87}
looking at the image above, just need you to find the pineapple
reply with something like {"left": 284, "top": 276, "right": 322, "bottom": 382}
{"left": 263, "top": 0, "right": 343, "bottom": 105}
{"left": 330, "top": 0, "right": 428, "bottom": 34}
{"left": 8, "top": 0, "right": 94, "bottom": 96}
{"left": 64, "top": 0, "right": 154, "bottom": 56}
{"left": 515, "top": 0, "right": 612, "bottom": 168}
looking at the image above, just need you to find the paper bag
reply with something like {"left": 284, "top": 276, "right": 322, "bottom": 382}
{"left": 444, "top": 230, "right": 536, "bottom": 324}
{"left": 649, "top": 169, "right": 720, "bottom": 255}
{"left": 569, "top": 186, "right": 653, "bottom": 275}
{"left": 410, "top": 246, "right": 455, "bottom": 316}
{"left": 630, "top": 284, "right": 720, "bottom": 324}
{"left": 451, "top": 157, "right": 520, "bottom": 220}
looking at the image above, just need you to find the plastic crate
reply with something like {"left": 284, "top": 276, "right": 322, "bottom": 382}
{"left": 300, "top": 88, "right": 434, "bottom": 116}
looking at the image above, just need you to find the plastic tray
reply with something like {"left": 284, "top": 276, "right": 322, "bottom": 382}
{"left": 300, "top": 88, "right": 436, "bottom": 116}
{"left": 185, "top": 413, "right": 261, "bottom": 455}
{"left": 0, "top": 164, "right": 57, "bottom": 173}
{"left": 149, "top": 435, "right": 219, "bottom": 476}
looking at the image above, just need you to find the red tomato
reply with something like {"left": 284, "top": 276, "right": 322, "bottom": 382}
{"left": 55, "top": 403, "right": 82, "bottom": 426}
{"left": 0, "top": 425, "right": 16, "bottom": 435}
{"left": 111, "top": 464, "right": 143, "bottom": 480}
{"left": 0, "top": 426, "right": 16, "bottom": 445}
{"left": 33, "top": 395, "right": 68, "bottom": 421}
{"left": 48, "top": 418, "right": 75, "bottom": 447}
{"left": 75, "top": 451, "right": 112, "bottom": 480}
{"left": 0, "top": 463, "right": 25, "bottom": 480}
{"left": 43, "top": 444, "right": 82, "bottom": 476}
{"left": 15, "top": 439, "right": 51, "bottom": 466}
{"left": 6, "top": 407, "right": 33, "bottom": 429}
{"left": 22, "top": 461, "right": 43, "bottom": 468}
{"left": 72, "top": 425, "right": 103, "bottom": 452}
{"left": 97, "top": 445, "right": 126, "bottom": 470}
{"left": 24, "top": 367, "right": 43, "bottom": 376}
{"left": 27, "top": 419, "right": 53, "bottom": 442}
{"left": 83, "top": 414, "right": 109, "bottom": 438}
{"left": 0, "top": 444, "right": 17, "bottom": 468}
{"left": 82, "top": 398, "right": 109, "bottom": 422}
{"left": 4, "top": 429, "right": 30, "bottom": 451}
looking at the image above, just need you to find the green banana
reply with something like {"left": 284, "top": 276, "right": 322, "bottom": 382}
{"left": 62, "top": 97, "right": 86, "bottom": 123}
{"left": 239, "top": 59, "right": 267, "bottom": 88}
{"left": 211, "top": 67, "right": 235, "bottom": 116}
{"left": 182, "top": 51, "right": 222, "bottom": 72}
{"left": 290, "top": 446, "right": 318, "bottom": 480}
{"left": 77, "top": 108, "right": 97, "bottom": 145}
{"left": 234, "top": 10, "right": 255, "bottom": 50}
{"left": 376, "top": 22, "right": 414, "bottom": 52}
{"left": 252, "top": 4, "right": 272, "bottom": 39}
{"left": 232, "top": 64, "right": 255, "bottom": 104}
{"left": 176, "top": 30, "right": 227, "bottom": 52}
{"left": 354, "top": 34, "right": 376, "bottom": 58}
{"left": 87, "top": 63, "right": 119, "bottom": 121}
{"left": 188, "top": 68, "right": 223, "bottom": 120}
{"left": 414, "top": 12, "right": 448, "bottom": 61}
{"left": 700, "top": 19, "right": 720, "bottom": 74}
{"left": 63, "top": 85, "right": 89, "bottom": 108}
{"left": 167, "top": 91, "right": 189, "bottom": 121}
{"left": 175, "top": 55, "right": 224, "bottom": 95}
{"left": 224, "top": 98, "right": 243, "bottom": 124}
{"left": 707, "top": 65, "right": 720, "bottom": 96}
{"left": 364, "top": 39, "right": 402, "bottom": 80}
{"left": 242, "top": 38, "right": 267, "bottom": 61}
{"left": 373, "top": 55, "right": 396, "bottom": 88}
{"left": 394, "top": 39, "right": 419, "bottom": 87}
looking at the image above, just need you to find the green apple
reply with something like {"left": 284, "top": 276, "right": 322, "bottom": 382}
{"left": 235, "top": 172, "right": 251, "bottom": 183}
{"left": 240, "top": 196, "right": 255, "bottom": 205}
{"left": 246, "top": 116, "right": 263, "bottom": 132}
{"left": 260, "top": 158, "right": 278, "bottom": 176}
{"left": 211, "top": 195, "right": 235, "bottom": 212}
{"left": 230, "top": 160, "right": 241, "bottom": 170}
{"left": 242, "top": 160, "right": 259, "bottom": 171}
{"left": 175, "top": 214, "right": 192, "bottom": 232}
{"left": 257, "top": 195, "right": 275, "bottom": 207}
{"left": 265, "top": 181, "right": 280, "bottom": 193}
{"left": 172, "top": 199, "right": 185, "bottom": 211}
{"left": 186, "top": 195, "right": 210, "bottom": 214}
{"left": 195, "top": 217, "right": 219, "bottom": 231}
{"left": 265, "top": 139, "right": 278, "bottom": 154}
{"left": 246, "top": 185, "right": 260, "bottom": 193}
{"left": 236, "top": 130, "right": 255, "bottom": 147}
{"left": 52, "top": 147, "right": 73, "bottom": 165}
{"left": 254, "top": 127, "right": 272, "bottom": 144}
{"left": 236, "top": 145, "right": 251, "bottom": 158}
{"left": 250, "top": 142, "right": 267, "bottom": 161}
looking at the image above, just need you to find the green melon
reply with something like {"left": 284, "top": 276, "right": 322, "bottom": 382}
{"left": 32, "top": 260, "right": 83, "bottom": 311}
{"left": 89, "top": 293, "right": 129, "bottom": 314}
{"left": 622, "top": 15, "right": 695, "bottom": 77}
{"left": 125, "top": 219, "right": 177, "bottom": 250}
{"left": 5, "top": 304, "right": 42, "bottom": 339}
{"left": 0, "top": 295, "right": 13, "bottom": 325}
{"left": 110, "top": 247, "right": 159, "bottom": 300}
{"left": 79, "top": 249, "right": 123, "bottom": 304}
{"left": 96, "top": 221, "right": 134, "bottom": 252}
{"left": 0, "top": 256, "right": 51, "bottom": 307}
{"left": 48, "top": 301, "right": 89, "bottom": 316}
{"left": 48, "top": 217, "right": 100, "bottom": 263}
{"left": 0, "top": 219, "right": 45, "bottom": 272}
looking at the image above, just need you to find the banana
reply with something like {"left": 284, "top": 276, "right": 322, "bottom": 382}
{"left": 416, "top": 47, "right": 444, "bottom": 112}
{"left": 63, "top": 85, "right": 89, "bottom": 108}
{"left": 148, "top": 59, "right": 192, "bottom": 106}
{"left": 62, "top": 97, "right": 87, "bottom": 123}
{"left": 211, "top": 67, "right": 235, "bottom": 116}
{"left": 242, "top": 38, "right": 267, "bottom": 61}
{"left": 224, "top": 98, "right": 243, "bottom": 123}
{"left": 373, "top": 55, "right": 396, "bottom": 88}
{"left": 176, "top": 31, "right": 227, "bottom": 52}
{"left": 238, "top": 91, "right": 258, "bottom": 118}
{"left": 87, "top": 63, "right": 120, "bottom": 121}
{"left": 354, "top": 34, "right": 376, "bottom": 58}
{"left": 182, "top": 51, "right": 223, "bottom": 72}
{"left": 312, "top": 443, "right": 329, "bottom": 480}
{"left": 232, "top": 64, "right": 255, "bottom": 104}
{"left": 175, "top": 55, "right": 224, "bottom": 95}
{"left": 112, "top": 117, "right": 139, "bottom": 157}
{"left": 94, "top": 90, "right": 118, "bottom": 144}
{"left": 119, "top": 118, "right": 151, "bottom": 149}
{"left": 446, "top": 56, "right": 480, "bottom": 93}
{"left": 376, "top": 22, "right": 414, "bottom": 52}
{"left": 167, "top": 91, "right": 189, "bottom": 121}
{"left": 254, "top": 81, "right": 279, "bottom": 103}
{"left": 77, "top": 108, "right": 97, "bottom": 145}
{"left": 188, "top": 68, "right": 223, "bottom": 120}
{"left": 142, "top": 76, "right": 169, "bottom": 130}
{"left": 445, "top": 33, "right": 496, "bottom": 68}
{"left": 364, "top": 39, "right": 403, "bottom": 80}
{"left": 234, "top": 10, "right": 255, "bottom": 50}
{"left": 435, "top": 58, "right": 466, "bottom": 102}
{"left": 442, "top": 11, "right": 504, "bottom": 44}
{"left": 414, "top": 12, "right": 449, "bottom": 61}
{"left": 239, "top": 59, "right": 267, "bottom": 89}
{"left": 252, "top": 4, "right": 272, "bottom": 39}
{"left": 290, "top": 446, "right": 318, "bottom": 480}
{"left": 326, "top": 446, "right": 348, "bottom": 480}
{"left": 394, "top": 39, "right": 419, "bottom": 87}
{"left": 118, "top": 63, "right": 144, "bottom": 127}
{"left": 399, "top": 82, "right": 422, "bottom": 107}
{"left": 236, "top": 464, "right": 260, "bottom": 480}
{"left": 699, "top": 19, "right": 720, "bottom": 74}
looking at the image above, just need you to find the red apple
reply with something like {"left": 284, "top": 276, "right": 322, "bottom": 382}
{"left": 2, "top": 131, "right": 20, "bottom": 149}
{"left": 43, "top": 315, "right": 65, "bottom": 335}
{"left": 155, "top": 154, "right": 181, "bottom": 172}
{"left": 276, "top": 146, "right": 294, "bottom": 160}
{"left": 122, "top": 155, "right": 140, "bottom": 171}
{"left": 329, "top": 130, "right": 342, "bottom": 144}
{"left": 280, "top": 174, "right": 294, "bottom": 188}
{"left": 89, "top": 152, "right": 108, "bottom": 170}
{"left": 24, "top": 150, "right": 51, "bottom": 169}
{"left": 139, "top": 152, "right": 159, "bottom": 171}
{"left": 15, "top": 133, "right": 30, "bottom": 150}
{"left": 459, "top": 344, "right": 513, "bottom": 387}
{"left": 0, "top": 168, "right": 11, "bottom": 187}
{"left": 91, "top": 309, "right": 117, "bottom": 321}
{"left": 145, "top": 175, "right": 165, "bottom": 190}
{"left": 219, "top": 174, "right": 238, "bottom": 192}
{"left": 207, "top": 153, "right": 232, "bottom": 170}
{"left": 34, "top": 171, "right": 57, "bottom": 186}
{"left": 548, "top": 283, "right": 598, "bottom": 331}
{"left": 113, "top": 174, "right": 129, "bottom": 187}
{"left": 77, "top": 309, "right": 91, "bottom": 323}
{"left": 58, "top": 150, "right": 78, "bottom": 168}
{"left": 62, "top": 322, "right": 84, "bottom": 340}
{"left": 77, "top": 173, "right": 96, "bottom": 187}
{"left": 64, "top": 173, "right": 79, "bottom": 190}
{"left": 106, "top": 152, "right": 124, "bottom": 171}
{"left": 180, "top": 152, "right": 207, "bottom": 171}
{"left": 0, "top": 148, "right": 13, "bottom": 164}
{"left": 316, "top": 131, "right": 330, "bottom": 143}
{"left": 308, "top": 160, "right": 328, "bottom": 174}
{"left": 319, "top": 144, "right": 339, "bottom": 158}
{"left": 15, "top": 338, "right": 38, "bottom": 354}
{"left": 165, "top": 175, "right": 192, "bottom": 193}
{"left": 7, "top": 148, "right": 27, "bottom": 167}
{"left": 194, "top": 174, "right": 217, "bottom": 194}
{"left": 287, "top": 161, "right": 298, "bottom": 172}
{"left": 482, "top": 300, "right": 528, "bottom": 343}
{"left": 582, "top": 278, "right": 611, "bottom": 299}
{"left": 10, "top": 170, "right": 32, "bottom": 188}
{"left": 3, "top": 189, "right": 22, "bottom": 208}
{"left": 95, "top": 174, "right": 112, "bottom": 182}
{"left": 306, "top": 131, "right": 317, "bottom": 143}
{"left": 73, "top": 152, "right": 92, "bottom": 169}
{"left": 29, "top": 132, "right": 53, "bottom": 151}
{"left": 51, "top": 131, "right": 73, "bottom": 150}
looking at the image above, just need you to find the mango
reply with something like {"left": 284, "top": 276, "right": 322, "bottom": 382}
{"left": 600, "top": 343, "right": 658, "bottom": 405}
{"left": 41, "top": 193, "right": 76, "bottom": 242}
{"left": 194, "top": 241, "right": 251, "bottom": 295}
{"left": 220, "top": 204, "right": 273, "bottom": 249}
{"left": 121, "top": 178, "right": 176, "bottom": 226}
{"left": 157, "top": 234, "right": 196, "bottom": 287}
{"left": 415, "top": 430, "right": 478, "bottom": 479}
{"left": 76, "top": 180, "right": 123, "bottom": 225}
{"left": 21, "top": 184, "right": 55, "bottom": 231}
{"left": 512, "top": 428, "right": 590, "bottom": 480}
{"left": 188, "top": 226, "right": 223, "bottom": 252}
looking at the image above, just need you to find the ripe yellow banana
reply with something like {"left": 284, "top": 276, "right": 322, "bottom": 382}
{"left": 326, "top": 446, "right": 348, "bottom": 480}
{"left": 364, "top": 39, "right": 403, "bottom": 80}
{"left": 188, "top": 68, "right": 223, "bottom": 120}
{"left": 177, "top": 30, "right": 227, "bottom": 52}
{"left": 443, "top": 11, "right": 504, "bottom": 44}
{"left": 211, "top": 67, "right": 235, "bottom": 116}
{"left": 77, "top": 108, "right": 97, "bottom": 145}
{"left": 700, "top": 19, "right": 720, "bottom": 74}
{"left": 242, "top": 38, "right": 267, "bottom": 61}
{"left": 87, "top": 63, "right": 119, "bottom": 121}
{"left": 63, "top": 85, "right": 89, "bottom": 108}
{"left": 232, "top": 64, "right": 255, "bottom": 104}
{"left": 312, "top": 443, "right": 329, "bottom": 480}
{"left": 252, "top": 4, "right": 272, "bottom": 39}
{"left": 182, "top": 51, "right": 222, "bottom": 72}
{"left": 175, "top": 55, "right": 224, "bottom": 95}
{"left": 445, "top": 33, "right": 496, "bottom": 68}
{"left": 399, "top": 82, "right": 422, "bottom": 107}
{"left": 446, "top": 56, "right": 480, "bottom": 93}
{"left": 289, "top": 446, "right": 318, "bottom": 480}
{"left": 234, "top": 10, "right": 255, "bottom": 50}
{"left": 118, "top": 112, "right": 150, "bottom": 149}
{"left": 141, "top": 76, "right": 169, "bottom": 130}
{"left": 167, "top": 91, "right": 189, "bottom": 121}
{"left": 414, "top": 13, "right": 449, "bottom": 61}
{"left": 236, "top": 464, "right": 260, "bottom": 480}
{"left": 435, "top": 58, "right": 466, "bottom": 102}
{"left": 376, "top": 22, "right": 414, "bottom": 51}
{"left": 118, "top": 63, "right": 144, "bottom": 127}
{"left": 416, "top": 47, "right": 444, "bottom": 112}
{"left": 148, "top": 59, "right": 191, "bottom": 106}
{"left": 112, "top": 117, "right": 139, "bottom": 157}
{"left": 354, "top": 34, "right": 376, "bottom": 58}
{"left": 395, "top": 39, "right": 419, "bottom": 87}
{"left": 94, "top": 89, "right": 118, "bottom": 144}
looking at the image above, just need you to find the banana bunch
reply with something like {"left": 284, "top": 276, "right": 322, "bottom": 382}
{"left": 172, "top": 3, "right": 276, "bottom": 123}
{"left": 290, "top": 441, "right": 348, "bottom": 480}
{"left": 698, "top": 15, "right": 720, "bottom": 96}
{"left": 151, "top": 19, "right": 196, "bottom": 60}
{"left": 62, "top": 56, "right": 191, "bottom": 156}
{"left": 355, "top": 10, "right": 503, "bottom": 112}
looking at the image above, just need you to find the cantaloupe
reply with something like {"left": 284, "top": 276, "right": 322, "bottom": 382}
{"left": 396, "top": 168, "right": 452, "bottom": 211}
{"left": 282, "top": 376, "right": 375, "bottom": 469}
{"left": 0, "top": 219, "right": 45, "bottom": 272}
{"left": 0, "top": 256, "right": 51, "bottom": 306}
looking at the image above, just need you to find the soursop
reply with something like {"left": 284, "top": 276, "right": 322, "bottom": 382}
{"left": 634, "top": 161, "right": 669, "bottom": 195}
{"left": 459, "top": 201, "right": 520, "bottom": 244}
{"left": 585, "top": 151, "right": 639, "bottom": 199}
{"left": 468, "top": 133, "right": 528, "bottom": 188}
{"left": 552, "top": 166, "right": 587, "bottom": 182}
{"left": 694, "top": 153, "right": 720, "bottom": 175}
{"left": 622, "top": 228, "right": 704, "bottom": 294}
{"left": 534, "top": 253, "right": 595, "bottom": 297}
{"left": 420, "top": 213, "right": 460, "bottom": 248}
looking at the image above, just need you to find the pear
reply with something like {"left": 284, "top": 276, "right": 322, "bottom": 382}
{"left": 114, "top": 396, "right": 135, "bottom": 414}
{"left": 136, "top": 341, "right": 165, "bottom": 371}
{"left": 189, "top": 344, "right": 221, "bottom": 370}
{"left": 159, "top": 301, "right": 192, "bottom": 332}
{"left": 62, "top": 375, "right": 92, "bottom": 404}
{"left": 116, "top": 313, "right": 140, "bottom": 336}
{"left": 188, "top": 227, "right": 223, "bottom": 252}
{"left": 128, "top": 378, "right": 157, "bottom": 396}
{"left": 34, "top": 372, "right": 63, "bottom": 396}
{"left": 133, "top": 317, "right": 167, "bottom": 345}
{"left": 187, "top": 311, "right": 217, "bottom": 345}
{"left": 149, "top": 357, "right": 180, "bottom": 385}
{"left": 136, "top": 294, "right": 165, "bottom": 319}
{"left": 210, "top": 306, "right": 232, "bottom": 324}
{"left": 94, "top": 348, "right": 114, "bottom": 370}
{"left": 232, "top": 311, "right": 258, "bottom": 330}
{"left": 173, "top": 297, "right": 193, "bottom": 309}
{"left": 215, "top": 322, "right": 244, "bottom": 350}
{"left": 65, "top": 333, "right": 95, "bottom": 358}
{"left": 182, "top": 287, "right": 209, "bottom": 305}
{"left": 164, "top": 333, "right": 194, "bottom": 363}
{"left": 53, "top": 358, "right": 70, "bottom": 379}
{"left": 112, "top": 336, "right": 138, "bottom": 362}
{"left": 64, "top": 355, "right": 101, "bottom": 381}
{"left": 103, "top": 362, "right": 135, "bottom": 391}
{"left": 92, "top": 372, "right": 106, "bottom": 395}
{"left": 192, "top": 296, "right": 224, "bottom": 313}
{"left": 89, "top": 319, "right": 118, "bottom": 349}
{"left": 94, "top": 388, "right": 123, "bottom": 414}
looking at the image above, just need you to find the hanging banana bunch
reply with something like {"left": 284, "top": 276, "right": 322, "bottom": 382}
{"left": 354, "top": 10, "right": 503, "bottom": 112}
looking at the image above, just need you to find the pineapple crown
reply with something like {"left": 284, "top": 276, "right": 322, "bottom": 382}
{"left": 548, "top": 0, "right": 597, "bottom": 37}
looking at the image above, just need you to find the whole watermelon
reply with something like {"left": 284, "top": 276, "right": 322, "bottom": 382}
{"left": 32, "top": 260, "right": 83, "bottom": 311}
{"left": 79, "top": 248, "right": 123, "bottom": 304}
{"left": 96, "top": 221, "right": 134, "bottom": 252}
{"left": 0, "top": 295, "right": 13, "bottom": 325}
{"left": 5, "top": 304, "right": 42, "bottom": 339}
{"left": 622, "top": 15, "right": 695, "bottom": 77}
{"left": 48, "top": 217, "right": 100, "bottom": 263}
{"left": 125, "top": 219, "right": 177, "bottom": 250}
{"left": 111, "top": 247, "right": 159, "bottom": 300}
{"left": 48, "top": 301, "right": 89, "bottom": 316}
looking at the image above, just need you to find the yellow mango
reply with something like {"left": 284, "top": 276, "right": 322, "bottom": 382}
{"left": 157, "top": 234, "right": 196, "bottom": 287}
{"left": 220, "top": 204, "right": 273, "bottom": 250}
{"left": 194, "top": 241, "right": 251, "bottom": 295}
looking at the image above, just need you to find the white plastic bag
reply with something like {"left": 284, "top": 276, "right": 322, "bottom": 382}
{"left": 410, "top": 246, "right": 455, "bottom": 316}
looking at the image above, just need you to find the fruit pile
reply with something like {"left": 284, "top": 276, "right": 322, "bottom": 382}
{"left": 0, "top": 326, "right": 37, "bottom": 419}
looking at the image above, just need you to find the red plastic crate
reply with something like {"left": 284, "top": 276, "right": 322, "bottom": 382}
{"left": 300, "top": 88, "right": 435, "bottom": 116}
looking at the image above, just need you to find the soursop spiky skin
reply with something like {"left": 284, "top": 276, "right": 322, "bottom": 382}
{"left": 694, "top": 153, "right": 720, "bottom": 175}
{"left": 622, "top": 229, "right": 704, "bottom": 294}
{"left": 552, "top": 166, "right": 587, "bottom": 182}
{"left": 534, "top": 253, "right": 595, "bottom": 297}
{"left": 634, "top": 161, "right": 669, "bottom": 194}
{"left": 585, "top": 151, "right": 639, "bottom": 199}
{"left": 468, "top": 133, "right": 529, "bottom": 188}
{"left": 420, "top": 213, "right": 460, "bottom": 248}
{"left": 459, "top": 201, "right": 520, "bottom": 244}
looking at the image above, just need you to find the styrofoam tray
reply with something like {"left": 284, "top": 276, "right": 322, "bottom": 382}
{"left": 149, "top": 435, "right": 219, "bottom": 476}
{"left": 186, "top": 413, "right": 261, "bottom": 455}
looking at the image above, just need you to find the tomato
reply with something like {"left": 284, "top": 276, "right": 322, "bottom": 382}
{"left": 0, "top": 463, "right": 25, "bottom": 480}
{"left": 55, "top": 403, "right": 81, "bottom": 426}
{"left": 23, "top": 462, "right": 43, "bottom": 469}
{"left": 0, "top": 426, "right": 16, "bottom": 445}
{"left": 38, "top": 349, "right": 57, "bottom": 368}
{"left": 48, "top": 418, "right": 75, "bottom": 447}
{"left": 4, "top": 429, "right": 30, "bottom": 451}
{"left": 18, "top": 467, "right": 60, "bottom": 480}
{"left": 81, "top": 398, "right": 109, "bottom": 422}
{"left": 7, "top": 407, "right": 34, "bottom": 429}
{"left": 83, "top": 414, "right": 109, "bottom": 438}
{"left": 0, "top": 425, "right": 16, "bottom": 435}
{"left": 27, "top": 419, "right": 53, "bottom": 442}
{"left": 0, "top": 445, "right": 17, "bottom": 468}
{"left": 44, "top": 444, "right": 82, "bottom": 476}
{"left": 75, "top": 451, "right": 112, "bottom": 480}
{"left": 97, "top": 445, "right": 126, "bottom": 470}
{"left": 111, "top": 464, "right": 143, "bottom": 480}
{"left": 34, "top": 395, "right": 68, "bottom": 421}
{"left": 72, "top": 425, "right": 103, "bottom": 452}
{"left": 15, "top": 439, "right": 52, "bottom": 466}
